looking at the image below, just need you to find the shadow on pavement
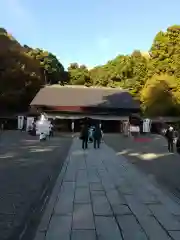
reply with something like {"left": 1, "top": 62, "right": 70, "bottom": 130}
{"left": 105, "top": 134, "right": 180, "bottom": 199}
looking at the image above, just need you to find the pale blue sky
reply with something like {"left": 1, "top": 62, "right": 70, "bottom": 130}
{"left": 1, "top": 0, "right": 180, "bottom": 69}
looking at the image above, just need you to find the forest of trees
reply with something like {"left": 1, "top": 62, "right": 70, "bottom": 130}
{"left": 1, "top": 25, "right": 180, "bottom": 116}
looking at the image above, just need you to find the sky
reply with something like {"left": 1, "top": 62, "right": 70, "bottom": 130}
{"left": 1, "top": 0, "right": 180, "bottom": 69}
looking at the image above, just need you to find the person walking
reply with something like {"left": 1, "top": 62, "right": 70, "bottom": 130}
{"left": 88, "top": 126, "right": 94, "bottom": 143}
{"left": 80, "top": 125, "right": 89, "bottom": 149}
{"left": 165, "top": 126, "right": 174, "bottom": 152}
{"left": 49, "top": 122, "right": 54, "bottom": 139}
{"left": 101, "top": 128, "right": 104, "bottom": 142}
{"left": 93, "top": 126, "right": 102, "bottom": 149}
{"left": 176, "top": 132, "right": 180, "bottom": 154}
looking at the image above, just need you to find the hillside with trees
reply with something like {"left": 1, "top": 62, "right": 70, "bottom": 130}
{"left": 0, "top": 28, "right": 67, "bottom": 113}
{"left": 1, "top": 25, "right": 180, "bottom": 116}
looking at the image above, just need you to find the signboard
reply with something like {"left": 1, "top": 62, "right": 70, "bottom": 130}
{"left": 130, "top": 125, "right": 140, "bottom": 132}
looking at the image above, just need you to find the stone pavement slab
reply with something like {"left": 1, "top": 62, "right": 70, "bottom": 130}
{"left": 76, "top": 170, "right": 89, "bottom": 187}
{"left": 117, "top": 215, "right": 148, "bottom": 240}
{"left": 168, "top": 231, "right": 180, "bottom": 240}
{"left": 92, "top": 194, "right": 113, "bottom": 216}
{"left": 46, "top": 215, "right": 72, "bottom": 240}
{"left": 112, "top": 204, "right": 131, "bottom": 215}
{"left": 95, "top": 216, "right": 123, "bottom": 240}
{"left": 34, "top": 137, "right": 180, "bottom": 240}
{"left": 73, "top": 204, "right": 95, "bottom": 229}
{"left": 74, "top": 187, "right": 91, "bottom": 203}
{"left": 71, "top": 230, "right": 96, "bottom": 240}
{"left": 90, "top": 182, "right": 103, "bottom": 191}
{"left": 148, "top": 204, "right": 180, "bottom": 230}
{"left": 54, "top": 182, "right": 75, "bottom": 215}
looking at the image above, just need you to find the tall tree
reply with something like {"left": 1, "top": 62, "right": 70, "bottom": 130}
{"left": 140, "top": 74, "right": 180, "bottom": 116}
{"left": 68, "top": 63, "right": 92, "bottom": 86}
{"left": 26, "top": 48, "right": 65, "bottom": 85}
{"left": 149, "top": 25, "right": 180, "bottom": 77}
{"left": 0, "top": 30, "right": 44, "bottom": 112}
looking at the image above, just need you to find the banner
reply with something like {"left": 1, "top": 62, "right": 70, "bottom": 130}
{"left": 123, "top": 121, "right": 129, "bottom": 136}
{"left": 130, "top": 125, "right": 140, "bottom": 133}
{"left": 143, "top": 118, "right": 151, "bottom": 133}
{"left": 18, "top": 116, "right": 24, "bottom": 130}
{"left": 71, "top": 121, "right": 74, "bottom": 131}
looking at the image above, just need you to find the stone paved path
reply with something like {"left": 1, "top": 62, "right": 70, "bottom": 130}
{"left": 34, "top": 138, "right": 180, "bottom": 240}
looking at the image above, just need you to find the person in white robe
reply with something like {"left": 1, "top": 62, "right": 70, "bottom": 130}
{"left": 39, "top": 132, "right": 46, "bottom": 141}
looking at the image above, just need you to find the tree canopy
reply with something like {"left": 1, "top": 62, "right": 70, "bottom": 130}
{"left": 26, "top": 47, "right": 66, "bottom": 85}
{"left": 140, "top": 74, "right": 180, "bottom": 116}
{"left": 68, "top": 63, "right": 92, "bottom": 86}
{"left": 1, "top": 25, "right": 180, "bottom": 116}
{"left": 0, "top": 29, "right": 43, "bottom": 112}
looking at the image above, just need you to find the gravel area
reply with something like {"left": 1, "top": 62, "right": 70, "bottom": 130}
{"left": 105, "top": 133, "right": 180, "bottom": 199}
{"left": 0, "top": 131, "right": 72, "bottom": 240}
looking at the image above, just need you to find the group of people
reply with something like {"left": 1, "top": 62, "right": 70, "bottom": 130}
{"left": 80, "top": 124, "right": 103, "bottom": 149}
{"left": 165, "top": 125, "right": 180, "bottom": 153}
{"left": 28, "top": 120, "right": 54, "bottom": 141}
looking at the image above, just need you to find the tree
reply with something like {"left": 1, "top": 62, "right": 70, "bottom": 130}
{"left": 26, "top": 48, "right": 65, "bottom": 85}
{"left": 0, "top": 32, "right": 43, "bottom": 112}
{"left": 89, "top": 52, "right": 148, "bottom": 97}
{"left": 140, "top": 74, "right": 180, "bottom": 116}
{"left": 3, "top": 24, "right": 180, "bottom": 116}
{"left": 68, "top": 63, "right": 92, "bottom": 86}
{"left": 149, "top": 26, "right": 180, "bottom": 77}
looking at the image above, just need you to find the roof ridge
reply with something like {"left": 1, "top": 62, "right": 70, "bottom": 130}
{"left": 45, "top": 84, "right": 123, "bottom": 90}
{"left": 30, "top": 85, "right": 140, "bottom": 110}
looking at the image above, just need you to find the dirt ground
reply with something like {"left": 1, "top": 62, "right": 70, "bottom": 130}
{"left": 105, "top": 133, "right": 180, "bottom": 199}
{"left": 0, "top": 131, "right": 72, "bottom": 240}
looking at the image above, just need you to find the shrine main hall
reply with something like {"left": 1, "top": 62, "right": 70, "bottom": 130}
{"left": 30, "top": 85, "right": 140, "bottom": 132}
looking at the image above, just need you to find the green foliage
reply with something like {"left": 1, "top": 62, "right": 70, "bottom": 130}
{"left": 2, "top": 25, "right": 180, "bottom": 116}
{"left": 68, "top": 63, "right": 92, "bottom": 86}
{"left": 141, "top": 74, "right": 180, "bottom": 116}
{"left": 149, "top": 26, "right": 180, "bottom": 77}
{"left": 27, "top": 48, "right": 66, "bottom": 85}
{"left": 88, "top": 52, "right": 148, "bottom": 99}
{"left": 0, "top": 32, "right": 44, "bottom": 112}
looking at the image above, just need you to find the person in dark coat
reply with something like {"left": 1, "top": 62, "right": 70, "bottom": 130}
{"left": 176, "top": 131, "right": 180, "bottom": 154}
{"left": 80, "top": 125, "right": 89, "bottom": 149}
{"left": 93, "top": 126, "right": 102, "bottom": 149}
{"left": 165, "top": 126, "right": 174, "bottom": 152}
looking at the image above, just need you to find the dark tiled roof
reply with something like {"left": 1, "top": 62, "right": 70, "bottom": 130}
{"left": 30, "top": 85, "right": 140, "bottom": 109}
